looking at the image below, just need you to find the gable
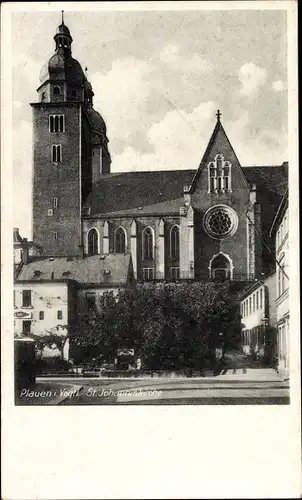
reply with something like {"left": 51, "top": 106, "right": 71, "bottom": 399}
{"left": 190, "top": 119, "right": 250, "bottom": 194}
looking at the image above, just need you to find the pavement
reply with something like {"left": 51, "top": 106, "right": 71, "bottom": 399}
{"left": 15, "top": 368, "right": 289, "bottom": 405}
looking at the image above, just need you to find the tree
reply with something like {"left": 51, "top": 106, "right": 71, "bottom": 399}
{"left": 69, "top": 282, "right": 243, "bottom": 372}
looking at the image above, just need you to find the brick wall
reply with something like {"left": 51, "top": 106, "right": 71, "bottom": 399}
{"left": 32, "top": 103, "right": 82, "bottom": 256}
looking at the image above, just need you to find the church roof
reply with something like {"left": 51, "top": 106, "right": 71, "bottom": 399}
{"left": 87, "top": 165, "right": 288, "bottom": 218}
{"left": 16, "top": 254, "right": 132, "bottom": 286}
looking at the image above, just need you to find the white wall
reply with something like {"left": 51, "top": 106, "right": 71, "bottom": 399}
{"left": 14, "top": 282, "right": 69, "bottom": 338}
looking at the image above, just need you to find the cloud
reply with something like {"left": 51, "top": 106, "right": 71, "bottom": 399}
{"left": 113, "top": 101, "right": 218, "bottom": 171}
{"left": 238, "top": 62, "right": 268, "bottom": 96}
{"left": 113, "top": 104, "right": 287, "bottom": 172}
{"left": 13, "top": 119, "right": 33, "bottom": 238}
{"left": 90, "top": 57, "right": 155, "bottom": 146}
{"left": 159, "top": 43, "right": 212, "bottom": 74}
{"left": 272, "top": 80, "right": 286, "bottom": 92}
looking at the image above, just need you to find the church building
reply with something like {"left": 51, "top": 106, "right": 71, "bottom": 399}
{"left": 30, "top": 18, "right": 288, "bottom": 284}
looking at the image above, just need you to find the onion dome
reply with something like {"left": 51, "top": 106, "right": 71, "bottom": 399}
{"left": 56, "top": 23, "right": 71, "bottom": 36}
{"left": 39, "top": 54, "right": 85, "bottom": 85}
{"left": 87, "top": 107, "right": 107, "bottom": 135}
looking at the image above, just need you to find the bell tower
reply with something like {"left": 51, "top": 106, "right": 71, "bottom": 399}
{"left": 31, "top": 14, "right": 111, "bottom": 257}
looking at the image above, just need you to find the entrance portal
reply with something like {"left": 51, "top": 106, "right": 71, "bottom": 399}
{"left": 210, "top": 253, "right": 231, "bottom": 280}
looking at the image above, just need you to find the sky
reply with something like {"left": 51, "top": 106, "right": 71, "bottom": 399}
{"left": 11, "top": 8, "right": 288, "bottom": 238}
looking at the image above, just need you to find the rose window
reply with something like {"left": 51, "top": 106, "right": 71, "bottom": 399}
{"left": 203, "top": 205, "right": 238, "bottom": 239}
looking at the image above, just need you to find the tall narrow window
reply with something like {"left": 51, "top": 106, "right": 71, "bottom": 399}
{"left": 86, "top": 293, "right": 96, "bottom": 312}
{"left": 209, "top": 164, "right": 216, "bottom": 192}
{"left": 39, "top": 311, "right": 44, "bottom": 320}
{"left": 57, "top": 310, "right": 63, "bottom": 320}
{"left": 256, "top": 290, "right": 259, "bottom": 309}
{"left": 100, "top": 147, "right": 103, "bottom": 175}
{"left": 87, "top": 228, "right": 98, "bottom": 256}
{"left": 51, "top": 144, "right": 62, "bottom": 163}
{"left": 260, "top": 288, "right": 263, "bottom": 309}
{"left": 114, "top": 227, "right": 126, "bottom": 253}
{"left": 170, "top": 225, "right": 180, "bottom": 260}
{"left": 13, "top": 290, "right": 16, "bottom": 308}
{"left": 22, "top": 290, "right": 32, "bottom": 308}
{"left": 53, "top": 232, "right": 58, "bottom": 240}
{"left": 142, "top": 227, "right": 153, "bottom": 260}
{"left": 278, "top": 257, "right": 285, "bottom": 296}
{"left": 53, "top": 198, "right": 58, "bottom": 208}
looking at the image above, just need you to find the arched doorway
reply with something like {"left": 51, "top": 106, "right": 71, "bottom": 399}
{"left": 209, "top": 253, "right": 232, "bottom": 280}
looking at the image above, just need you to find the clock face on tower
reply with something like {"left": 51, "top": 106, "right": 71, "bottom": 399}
{"left": 203, "top": 205, "right": 238, "bottom": 239}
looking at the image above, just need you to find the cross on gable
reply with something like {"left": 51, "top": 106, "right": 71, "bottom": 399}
{"left": 216, "top": 109, "right": 221, "bottom": 121}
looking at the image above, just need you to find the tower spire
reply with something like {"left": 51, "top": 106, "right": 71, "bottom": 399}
{"left": 61, "top": 10, "right": 64, "bottom": 25}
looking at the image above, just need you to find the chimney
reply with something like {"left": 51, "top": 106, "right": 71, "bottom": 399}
{"left": 22, "top": 238, "right": 29, "bottom": 264}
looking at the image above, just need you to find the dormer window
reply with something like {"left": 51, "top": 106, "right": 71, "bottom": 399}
{"left": 208, "top": 154, "right": 232, "bottom": 193}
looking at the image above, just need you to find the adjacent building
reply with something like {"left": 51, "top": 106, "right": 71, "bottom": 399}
{"left": 270, "top": 189, "right": 289, "bottom": 379}
{"left": 14, "top": 254, "right": 135, "bottom": 359}
{"left": 240, "top": 272, "right": 277, "bottom": 363}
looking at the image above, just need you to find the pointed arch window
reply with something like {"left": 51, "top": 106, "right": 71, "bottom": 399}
{"left": 87, "top": 228, "right": 99, "bottom": 256}
{"left": 142, "top": 227, "right": 154, "bottom": 260}
{"left": 114, "top": 227, "right": 126, "bottom": 253}
{"left": 208, "top": 154, "right": 232, "bottom": 193}
{"left": 170, "top": 225, "right": 180, "bottom": 260}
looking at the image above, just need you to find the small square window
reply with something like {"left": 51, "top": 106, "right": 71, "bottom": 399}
{"left": 48, "top": 209, "right": 53, "bottom": 216}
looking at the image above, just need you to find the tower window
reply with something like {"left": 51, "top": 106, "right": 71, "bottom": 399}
{"left": 54, "top": 86, "right": 60, "bottom": 95}
{"left": 48, "top": 209, "right": 53, "bottom": 216}
{"left": 53, "top": 232, "right": 58, "bottom": 240}
{"left": 142, "top": 227, "right": 154, "bottom": 260}
{"left": 114, "top": 227, "right": 126, "bottom": 253}
{"left": 49, "top": 115, "right": 65, "bottom": 133}
{"left": 51, "top": 144, "right": 62, "bottom": 163}
{"left": 53, "top": 198, "right": 58, "bottom": 208}
{"left": 208, "top": 154, "right": 232, "bottom": 193}
{"left": 71, "top": 90, "right": 77, "bottom": 99}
